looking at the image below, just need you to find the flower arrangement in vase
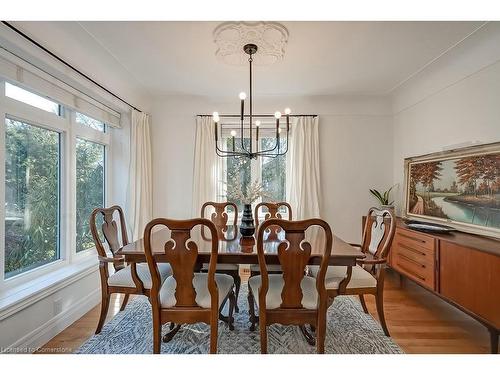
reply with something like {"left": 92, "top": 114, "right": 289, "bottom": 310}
{"left": 225, "top": 176, "right": 270, "bottom": 237}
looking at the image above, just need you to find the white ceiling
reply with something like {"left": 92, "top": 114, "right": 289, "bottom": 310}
{"left": 12, "top": 21, "right": 485, "bottom": 97}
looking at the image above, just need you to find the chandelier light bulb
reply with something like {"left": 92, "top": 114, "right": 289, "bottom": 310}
{"left": 255, "top": 120, "right": 261, "bottom": 127}
{"left": 274, "top": 111, "right": 282, "bottom": 119}
{"left": 213, "top": 112, "right": 220, "bottom": 122}
{"left": 230, "top": 130, "right": 237, "bottom": 137}
{"left": 239, "top": 92, "right": 247, "bottom": 100}
{"left": 284, "top": 107, "right": 291, "bottom": 115}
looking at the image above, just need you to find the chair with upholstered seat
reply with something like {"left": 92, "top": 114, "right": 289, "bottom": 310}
{"left": 90, "top": 206, "right": 172, "bottom": 334}
{"left": 309, "top": 207, "right": 396, "bottom": 336}
{"left": 249, "top": 202, "right": 293, "bottom": 276}
{"left": 248, "top": 218, "right": 332, "bottom": 354}
{"left": 201, "top": 201, "right": 241, "bottom": 312}
{"left": 143, "top": 218, "right": 236, "bottom": 354}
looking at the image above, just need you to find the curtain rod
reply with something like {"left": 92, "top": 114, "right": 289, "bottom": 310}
{"left": 1, "top": 21, "right": 143, "bottom": 113}
{"left": 197, "top": 114, "right": 317, "bottom": 118}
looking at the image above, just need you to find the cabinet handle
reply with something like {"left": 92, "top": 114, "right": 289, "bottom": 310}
{"left": 399, "top": 232, "right": 427, "bottom": 244}
{"left": 398, "top": 243, "right": 426, "bottom": 256}
{"left": 399, "top": 253, "right": 426, "bottom": 268}
{"left": 397, "top": 263, "right": 426, "bottom": 281}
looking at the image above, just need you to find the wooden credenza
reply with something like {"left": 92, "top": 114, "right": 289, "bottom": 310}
{"left": 378, "top": 218, "right": 500, "bottom": 353}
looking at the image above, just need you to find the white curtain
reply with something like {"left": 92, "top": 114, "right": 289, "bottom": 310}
{"left": 286, "top": 116, "right": 322, "bottom": 220}
{"left": 192, "top": 116, "right": 221, "bottom": 216}
{"left": 127, "top": 110, "right": 153, "bottom": 240}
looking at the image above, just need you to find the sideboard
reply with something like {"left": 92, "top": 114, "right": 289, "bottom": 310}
{"left": 364, "top": 216, "right": 500, "bottom": 353}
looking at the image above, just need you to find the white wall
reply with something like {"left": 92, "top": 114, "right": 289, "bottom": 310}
{"left": 392, "top": 22, "right": 500, "bottom": 213}
{"left": 150, "top": 95, "right": 393, "bottom": 242}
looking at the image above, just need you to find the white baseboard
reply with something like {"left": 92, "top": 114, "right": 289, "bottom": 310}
{"left": 3, "top": 289, "right": 100, "bottom": 353}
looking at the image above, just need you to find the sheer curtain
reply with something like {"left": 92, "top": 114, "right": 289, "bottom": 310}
{"left": 127, "top": 109, "right": 153, "bottom": 240}
{"left": 192, "top": 116, "right": 222, "bottom": 216}
{"left": 286, "top": 116, "right": 321, "bottom": 219}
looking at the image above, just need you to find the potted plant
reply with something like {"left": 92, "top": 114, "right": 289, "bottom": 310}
{"left": 369, "top": 185, "right": 396, "bottom": 211}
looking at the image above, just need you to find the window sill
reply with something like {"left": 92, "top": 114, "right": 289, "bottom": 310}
{"left": 0, "top": 258, "right": 98, "bottom": 321}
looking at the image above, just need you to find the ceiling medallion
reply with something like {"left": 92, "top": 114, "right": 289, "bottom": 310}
{"left": 213, "top": 21, "right": 289, "bottom": 66}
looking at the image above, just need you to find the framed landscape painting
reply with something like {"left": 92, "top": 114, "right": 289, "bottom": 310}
{"left": 403, "top": 142, "right": 500, "bottom": 238}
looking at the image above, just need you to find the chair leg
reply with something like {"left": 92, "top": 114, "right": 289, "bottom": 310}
{"left": 248, "top": 289, "right": 257, "bottom": 331}
{"left": 119, "top": 294, "right": 130, "bottom": 311}
{"left": 316, "top": 313, "right": 326, "bottom": 354}
{"left": 95, "top": 292, "right": 110, "bottom": 334}
{"left": 233, "top": 272, "right": 241, "bottom": 313}
{"left": 152, "top": 309, "right": 161, "bottom": 354}
{"left": 210, "top": 314, "right": 218, "bottom": 354}
{"left": 375, "top": 289, "right": 390, "bottom": 337}
{"left": 359, "top": 294, "right": 369, "bottom": 314}
{"left": 228, "top": 290, "right": 236, "bottom": 331}
{"left": 260, "top": 324, "right": 268, "bottom": 354}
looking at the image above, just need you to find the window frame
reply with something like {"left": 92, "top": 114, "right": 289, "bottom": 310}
{"left": 219, "top": 125, "right": 287, "bottom": 221}
{"left": 0, "top": 80, "right": 112, "bottom": 292}
{"left": 72, "top": 111, "right": 109, "bottom": 259}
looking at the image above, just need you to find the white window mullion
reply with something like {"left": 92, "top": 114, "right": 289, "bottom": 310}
{"left": 67, "top": 110, "right": 77, "bottom": 264}
{"left": 0, "top": 80, "right": 6, "bottom": 287}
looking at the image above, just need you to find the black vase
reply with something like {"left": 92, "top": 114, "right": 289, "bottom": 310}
{"left": 239, "top": 203, "right": 255, "bottom": 237}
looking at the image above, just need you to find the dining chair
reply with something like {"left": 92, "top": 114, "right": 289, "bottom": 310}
{"left": 143, "top": 218, "right": 236, "bottom": 354}
{"left": 90, "top": 205, "right": 173, "bottom": 334}
{"left": 250, "top": 201, "right": 292, "bottom": 276}
{"left": 248, "top": 218, "right": 332, "bottom": 354}
{"left": 309, "top": 207, "right": 396, "bottom": 336}
{"left": 201, "top": 201, "right": 241, "bottom": 312}
{"left": 254, "top": 201, "right": 292, "bottom": 240}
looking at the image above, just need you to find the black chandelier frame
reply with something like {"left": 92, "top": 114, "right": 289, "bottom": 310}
{"left": 208, "top": 43, "right": 307, "bottom": 159}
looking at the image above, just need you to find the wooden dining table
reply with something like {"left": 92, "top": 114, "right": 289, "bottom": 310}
{"left": 117, "top": 225, "right": 365, "bottom": 345}
{"left": 118, "top": 225, "right": 365, "bottom": 267}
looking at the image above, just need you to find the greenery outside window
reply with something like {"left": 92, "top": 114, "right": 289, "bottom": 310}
{"left": 4, "top": 118, "right": 61, "bottom": 278}
{"left": 76, "top": 139, "right": 105, "bottom": 253}
{"left": 222, "top": 132, "right": 287, "bottom": 215}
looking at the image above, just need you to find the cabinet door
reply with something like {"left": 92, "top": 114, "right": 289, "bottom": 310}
{"left": 440, "top": 241, "right": 500, "bottom": 327}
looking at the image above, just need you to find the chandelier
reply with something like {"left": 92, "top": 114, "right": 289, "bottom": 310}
{"left": 213, "top": 43, "right": 290, "bottom": 159}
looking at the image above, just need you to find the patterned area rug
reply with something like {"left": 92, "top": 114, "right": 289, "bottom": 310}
{"left": 77, "top": 284, "right": 403, "bottom": 354}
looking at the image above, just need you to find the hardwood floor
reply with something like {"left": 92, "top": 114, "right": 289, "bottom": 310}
{"left": 37, "top": 269, "right": 491, "bottom": 354}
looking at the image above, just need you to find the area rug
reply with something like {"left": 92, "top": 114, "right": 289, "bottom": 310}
{"left": 77, "top": 284, "right": 403, "bottom": 354}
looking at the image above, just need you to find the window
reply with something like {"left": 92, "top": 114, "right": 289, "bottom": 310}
{"left": 75, "top": 139, "right": 105, "bottom": 253}
{"left": 76, "top": 112, "right": 105, "bottom": 132}
{"left": 5, "top": 82, "right": 61, "bottom": 115}
{"left": 1, "top": 77, "right": 112, "bottom": 286}
{"left": 4, "top": 118, "right": 60, "bottom": 278}
{"left": 222, "top": 128, "right": 287, "bottom": 214}
{"left": 261, "top": 137, "right": 286, "bottom": 202}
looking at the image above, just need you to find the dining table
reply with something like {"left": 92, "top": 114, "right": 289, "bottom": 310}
{"left": 116, "top": 224, "right": 365, "bottom": 345}
{"left": 118, "top": 225, "right": 364, "bottom": 266}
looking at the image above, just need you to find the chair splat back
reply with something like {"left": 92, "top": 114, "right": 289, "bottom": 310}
{"left": 255, "top": 202, "right": 292, "bottom": 225}
{"left": 256, "top": 218, "right": 332, "bottom": 310}
{"left": 90, "top": 205, "right": 129, "bottom": 270}
{"left": 278, "top": 230, "right": 311, "bottom": 308}
{"left": 201, "top": 201, "right": 238, "bottom": 241}
{"left": 143, "top": 218, "right": 219, "bottom": 308}
{"left": 255, "top": 202, "right": 292, "bottom": 241}
{"left": 361, "top": 207, "right": 396, "bottom": 260}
